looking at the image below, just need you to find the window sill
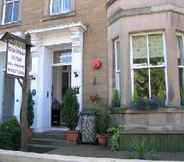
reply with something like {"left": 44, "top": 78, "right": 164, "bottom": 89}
{"left": 0, "top": 21, "right": 21, "bottom": 29}
{"left": 41, "top": 11, "right": 76, "bottom": 22}
{"left": 111, "top": 107, "right": 184, "bottom": 115}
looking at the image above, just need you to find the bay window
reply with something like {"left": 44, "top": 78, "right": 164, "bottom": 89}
{"left": 176, "top": 33, "right": 184, "bottom": 105}
{"left": 130, "top": 33, "right": 167, "bottom": 102}
{"left": 50, "top": 0, "right": 73, "bottom": 15}
{"left": 2, "top": 0, "right": 19, "bottom": 24}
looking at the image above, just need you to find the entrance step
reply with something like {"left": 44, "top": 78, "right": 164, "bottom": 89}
{"left": 28, "top": 130, "right": 75, "bottom": 153}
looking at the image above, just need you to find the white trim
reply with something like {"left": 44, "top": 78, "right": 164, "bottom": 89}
{"left": 163, "top": 32, "right": 169, "bottom": 104}
{"left": 130, "top": 32, "right": 168, "bottom": 102}
{"left": 28, "top": 22, "right": 87, "bottom": 34}
{"left": 113, "top": 38, "right": 121, "bottom": 92}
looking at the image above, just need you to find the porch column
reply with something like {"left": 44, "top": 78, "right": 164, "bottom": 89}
{"left": 70, "top": 27, "right": 84, "bottom": 111}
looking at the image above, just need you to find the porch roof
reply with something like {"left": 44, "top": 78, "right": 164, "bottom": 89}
{"left": 28, "top": 22, "right": 87, "bottom": 34}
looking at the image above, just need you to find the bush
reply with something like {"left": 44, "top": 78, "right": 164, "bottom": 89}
{"left": 112, "top": 89, "right": 121, "bottom": 108}
{"left": 95, "top": 108, "right": 111, "bottom": 134}
{"left": 63, "top": 88, "right": 79, "bottom": 130}
{"left": 108, "top": 125, "right": 123, "bottom": 151}
{"left": 0, "top": 117, "right": 21, "bottom": 150}
{"left": 131, "top": 97, "right": 163, "bottom": 110}
{"left": 28, "top": 91, "right": 34, "bottom": 128}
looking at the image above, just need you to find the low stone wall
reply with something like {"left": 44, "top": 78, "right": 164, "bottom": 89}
{"left": 0, "top": 149, "right": 179, "bottom": 162}
{"left": 112, "top": 108, "right": 184, "bottom": 132}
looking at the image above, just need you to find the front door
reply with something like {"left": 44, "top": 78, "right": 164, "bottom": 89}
{"left": 51, "top": 65, "right": 71, "bottom": 127}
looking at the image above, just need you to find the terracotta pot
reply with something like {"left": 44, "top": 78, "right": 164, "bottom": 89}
{"left": 27, "top": 128, "right": 33, "bottom": 142}
{"left": 97, "top": 134, "right": 108, "bottom": 146}
{"left": 65, "top": 130, "right": 80, "bottom": 143}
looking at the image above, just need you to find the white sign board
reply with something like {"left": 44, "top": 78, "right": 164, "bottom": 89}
{"left": 7, "top": 43, "right": 26, "bottom": 77}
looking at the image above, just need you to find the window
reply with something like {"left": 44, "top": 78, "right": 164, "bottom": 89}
{"left": 130, "top": 33, "right": 167, "bottom": 102}
{"left": 2, "top": 0, "right": 19, "bottom": 24}
{"left": 176, "top": 33, "right": 184, "bottom": 105}
{"left": 53, "top": 49, "right": 72, "bottom": 66}
{"left": 113, "top": 39, "right": 121, "bottom": 92}
{"left": 50, "top": 0, "right": 73, "bottom": 15}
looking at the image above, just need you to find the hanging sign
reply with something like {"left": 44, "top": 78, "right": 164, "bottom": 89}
{"left": 0, "top": 32, "right": 29, "bottom": 78}
{"left": 6, "top": 40, "right": 26, "bottom": 77}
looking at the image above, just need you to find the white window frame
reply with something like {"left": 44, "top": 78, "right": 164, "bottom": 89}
{"left": 49, "top": 0, "right": 74, "bottom": 16}
{"left": 2, "top": 0, "right": 19, "bottom": 25}
{"left": 113, "top": 38, "right": 121, "bottom": 93}
{"left": 176, "top": 32, "right": 184, "bottom": 104}
{"left": 130, "top": 31, "right": 168, "bottom": 104}
{"left": 176, "top": 32, "right": 184, "bottom": 68}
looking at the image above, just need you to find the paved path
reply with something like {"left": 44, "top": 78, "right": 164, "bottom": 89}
{"left": 48, "top": 144, "right": 184, "bottom": 161}
{"left": 0, "top": 149, "right": 182, "bottom": 162}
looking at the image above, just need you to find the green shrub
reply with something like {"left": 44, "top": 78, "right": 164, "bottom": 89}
{"left": 0, "top": 117, "right": 21, "bottom": 150}
{"left": 28, "top": 91, "right": 34, "bottom": 128}
{"left": 130, "top": 138, "right": 152, "bottom": 159}
{"left": 112, "top": 89, "right": 121, "bottom": 108}
{"left": 95, "top": 108, "right": 111, "bottom": 134}
{"left": 63, "top": 88, "right": 79, "bottom": 130}
{"left": 108, "top": 125, "right": 123, "bottom": 151}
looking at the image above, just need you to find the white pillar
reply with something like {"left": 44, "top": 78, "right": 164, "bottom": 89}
{"left": 71, "top": 27, "right": 84, "bottom": 111}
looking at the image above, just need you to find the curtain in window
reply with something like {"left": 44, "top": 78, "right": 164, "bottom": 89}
{"left": 52, "top": 0, "right": 72, "bottom": 14}
{"left": 13, "top": 1, "right": 19, "bottom": 21}
{"left": 4, "top": 0, "right": 19, "bottom": 24}
{"left": 52, "top": 0, "right": 62, "bottom": 14}
{"left": 5, "top": 2, "right": 13, "bottom": 23}
{"left": 63, "top": 0, "right": 72, "bottom": 13}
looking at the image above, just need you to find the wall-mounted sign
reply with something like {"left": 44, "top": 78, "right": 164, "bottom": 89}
{"left": 7, "top": 42, "right": 26, "bottom": 77}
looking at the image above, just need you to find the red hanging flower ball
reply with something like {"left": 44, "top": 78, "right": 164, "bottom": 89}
{"left": 91, "top": 58, "right": 102, "bottom": 70}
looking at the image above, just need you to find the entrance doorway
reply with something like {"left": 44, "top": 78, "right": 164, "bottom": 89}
{"left": 51, "top": 49, "right": 72, "bottom": 127}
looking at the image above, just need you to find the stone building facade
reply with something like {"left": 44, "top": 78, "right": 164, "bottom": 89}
{"left": 0, "top": 0, "right": 108, "bottom": 132}
{"left": 107, "top": 0, "right": 184, "bottom": 132}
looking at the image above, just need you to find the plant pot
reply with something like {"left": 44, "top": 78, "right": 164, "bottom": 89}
{"left": 65, "top": 130, "right": 80, "bottom": 143}
{"left": 97, "top": 134, "right": 108, "bottom": 146}
{"left": 27, "top": 128, "right": 33, "bottom": 142}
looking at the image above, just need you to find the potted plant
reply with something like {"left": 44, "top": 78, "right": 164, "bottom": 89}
{"left": 95, "top": 108, "right": 111, "bottom": 146}
{"left": 63, "top": 88, "right": 80, "bottom": 143}
{"left": 27, "top": 91, "right": 34, "bottom": 141}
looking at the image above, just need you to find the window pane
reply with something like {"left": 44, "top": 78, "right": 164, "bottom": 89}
{"left": 114, "top": 40, "right": 120, "bottom": 71}
{"left": 53, "top": 50, "right": 72, "bottom": 65}
{"left": 63, "top": 0, "right": 72, "bottom": 13}
{"left": 177, "top": 35, "right": 184, "bottom": 65}
{"left": 5, "top": 2, "right": 13, "bottom": 23}
{"left": 150, "top": 68, "right": 166, "bottom": 101}
{"left": 149, "top": 34, "right": 164, "bottom": 65}
{"left": 13, "top": 1, "right": 19, "bottom": 21}
{"left": 134, "top": 69, "right": 149, "bottom": 99}
{"left": 133, "top": 36, "right": 147, "bottom": 66}
{"left": 52, "top": 0, "right": 62, "bottom": 14}
{"left": 179, "top": 68, "right": 184, "bottom": 105}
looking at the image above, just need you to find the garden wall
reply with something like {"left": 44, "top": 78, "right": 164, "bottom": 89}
{"left": 111, "top": 109, "right": 184, "bottom": 152}
{"left": 112, "top": 109, "right": 184, "bottom": 132}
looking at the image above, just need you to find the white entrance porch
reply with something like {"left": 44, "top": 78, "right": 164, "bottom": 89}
{"left": 28, "top": 23, "right": 86, "bottom": 132}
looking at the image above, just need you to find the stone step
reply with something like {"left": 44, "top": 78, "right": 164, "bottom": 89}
{"left": 33, "top": 131, "right": 66, "bottom": 140}
{"left": 31, "top": 138, "right": 70, "bottom": 146}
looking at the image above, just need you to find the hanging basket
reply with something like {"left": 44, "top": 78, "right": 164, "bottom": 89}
{"left": 91, "top": 58, "right": 102, "bottom": 70}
